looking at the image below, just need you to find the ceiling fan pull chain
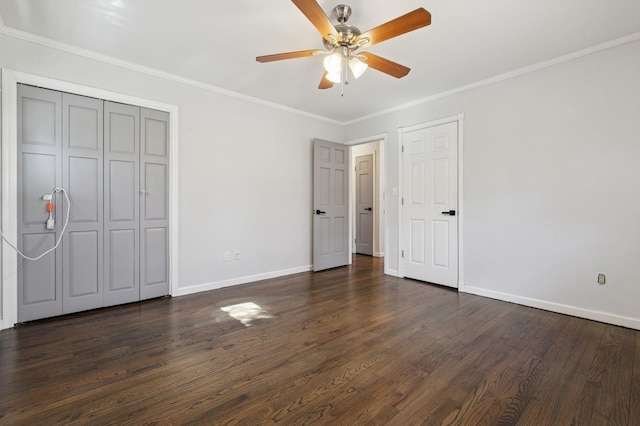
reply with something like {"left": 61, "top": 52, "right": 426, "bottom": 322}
{"left": 341, "top": 57, "right": 345, "bottom": 96}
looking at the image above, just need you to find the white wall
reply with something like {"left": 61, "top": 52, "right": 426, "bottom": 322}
{"left": 0, "top": 33, "right": 344, "bottom": 320}
{"left": 345, "top": 39, "right": 640, "bottom": 328}
{"left": 3, "top": 31, "right": 639, "bottom": 330}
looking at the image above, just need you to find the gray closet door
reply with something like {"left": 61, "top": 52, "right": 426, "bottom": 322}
{"left": 103, "top": 102, "right": 140, "bottom": 306}
{"left": 140, "top": 108, "right": 169, "bottom": 300}
{"left": 17, "top": 85, "right": 64, "bottom": 322}
{"left": 62, "top": 93, "right": 104, "bottom": 314}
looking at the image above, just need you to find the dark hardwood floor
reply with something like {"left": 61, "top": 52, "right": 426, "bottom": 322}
{"left": 1, "top": 255, "right": 638, "bottom": 425}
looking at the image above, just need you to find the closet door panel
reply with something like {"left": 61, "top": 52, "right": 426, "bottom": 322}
{"left": 21, "top": 153, "right": 56, "bottom": 225}
{"left": 68, "top": 230, "right": 100, "bottom": 297}
{"left": 104, "top": 102, "right": 140, "bottom": 307}
{"left": 68, "top": 156, "right": 99, "bottom": 222}
{"left": 140, "top": 108, "right": 170, "bottom": 300}
{"left": 17, "top": 85, "right": 63, "bottom": 322}
{"left": 62, "top": 93, "right": 104, "bottom": 314}
{"left": 144, "top": 163, "right": 167, "bottom": 220}
{"left": 144, "top": 227, "right": 167, "bottom": 286}
{"left": 108, "top": 230, "right": 136, "bottom": 293}
{"left": 22, "top": 233, "right": 57, "bottom": 304}
{"left": 108, "top": 160, "right": 136, "bottom": 222}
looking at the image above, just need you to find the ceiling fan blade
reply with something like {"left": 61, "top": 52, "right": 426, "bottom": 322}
{"left": 291, "top": 0, "right": 340, "bottom": 42}
{"left": 360, "top": 52, "right": 411, "bottom": 78}
{"left": 256, "top": 49, "right": 325, "bottom": 63}
{"left": 357, "top": 8, "right": 431, "bottom": 48}
{"left": 318, "top": 72, "right": 334, "bottom": 90}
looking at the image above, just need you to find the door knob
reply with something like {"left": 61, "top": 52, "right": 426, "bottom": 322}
{"left": 364, "top": 207, "right": 372, "bottom": 211}
{"left": 441, "top": 210, "right": 456, "bottom": 216}
{"left": 315, "top": 209, "right": 326, "bottom": 215}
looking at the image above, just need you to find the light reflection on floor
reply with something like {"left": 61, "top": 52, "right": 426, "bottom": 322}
{"left": 220, "top": 302, "right": 273, "bottom": 327}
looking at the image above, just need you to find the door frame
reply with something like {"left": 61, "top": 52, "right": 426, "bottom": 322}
{"left": 354, "top": 153, "right": 374, "bottom": 256}
{"left": 1, "top": 69, "right": 180, "bottom": 330}
{"left": 346, "top": 135, "right": 386, "bottom": 271}
{"left": 397, "top": 114, "right": 465, "bottom": 288}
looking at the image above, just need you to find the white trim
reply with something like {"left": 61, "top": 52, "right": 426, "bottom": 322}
{"left": 461, "top": 285, "right": 640, "bottom": 331}
{"left": 398, "top": 114, "right": 464, "bottom": 287}
{"left": 385, "top": 268, "right": 400, "bottom": 278}
{"left": 2, "top": 20, "right": 637, "bottom": 127}
{"left": 0, "top": 69, "right": 180, "bottom": 330}
{"left": 1, "top": 70, "right": 18, "bottom": 330}
{"left": 458, "top": 280, "right": 465, "bottom": 291}
{"left": 344, "top": 32, "right": 640, "bottom": 126}
{"left": 347, "top": 133, "right": 387, "bottom": 145}
{"left": 400, "top": 115, "right": 461, "bottom": 133}
{"left": 175, "top": 265, "right": 312, "bottom": 297}
{"left": 397, "top": 128, "right": 404, "bottom": 277}
{"left": 373, "top": 251, "right": 384, "bottom": 258}
{"left": 0, "top": 26, "right": 342, "bottom": 127}
{"left": 456, "top": 113, "right": 465, "bottom": 289}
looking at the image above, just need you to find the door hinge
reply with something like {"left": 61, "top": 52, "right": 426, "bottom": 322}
{"left": 402, "top": 197, "right": 404, "bottom": 205}
{"left": 401, "top": 250, "right": 404, "bottom": 257}
{"left": 402, "top": 145, "right": 404, "bottom": 153}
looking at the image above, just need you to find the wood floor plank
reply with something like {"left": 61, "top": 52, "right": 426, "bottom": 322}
{"left": 631, "top": 333, "right": 640, "bottom": 426}
{"left": 1, "top": 255, "right": 638, "bottom": 425}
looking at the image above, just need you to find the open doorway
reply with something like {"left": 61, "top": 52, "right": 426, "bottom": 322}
{"left": 348, "top": 137, "right": 385, "bottom": 262}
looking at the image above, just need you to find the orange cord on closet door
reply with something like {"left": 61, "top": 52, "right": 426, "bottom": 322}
{"left": 0, "top": 187, "right": 71, "bottom": 261}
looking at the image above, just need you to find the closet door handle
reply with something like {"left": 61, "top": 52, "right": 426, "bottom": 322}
{"left": 441, "top": 210, "right": 456, "bottom": 216}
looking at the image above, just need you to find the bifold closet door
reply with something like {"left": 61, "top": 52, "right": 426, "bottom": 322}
{"left": 62, "top": 93, "right": 104, "bottom": 314}
{"left": 104, "top": 102, "right": 140, "bottom": 306}
{"left": 17, "top": 85, "right": 64, "bottom": 322}
{"left": 17, "top": 86, "right": 170, "bottom": 321}
{"left": 140, "top": 108, "right": 170, "bottom": 300}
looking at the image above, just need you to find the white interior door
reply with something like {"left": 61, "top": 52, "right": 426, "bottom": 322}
{"left": 355, "top": 154, "right": 374, "bottom": 256}
{"left": 313, "top": 139, "right": 349, "bottom": 271}
{"left": 401, "top": 121, "right": 458, "bottom": 287}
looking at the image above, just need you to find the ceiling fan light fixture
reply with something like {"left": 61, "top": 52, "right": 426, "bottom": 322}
{"left": 326, "top": 71, "right": 342, "bottom": 84}
{"left": 323, "top": 53, "right": 343, "bottom": 74}
{"left": 348, "top": 56, "right": 368, "bottom": 79}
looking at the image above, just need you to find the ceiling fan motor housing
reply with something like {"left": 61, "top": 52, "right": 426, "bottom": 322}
{"left": 322, "top": 4, "right": 361, "bottom": 50}
{"left": 333, "top": 4, "right": 352, "bottom": 23}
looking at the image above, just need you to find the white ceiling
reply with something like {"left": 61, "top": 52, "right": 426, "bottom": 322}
{"left": 1, "top": 0, "right": 639, "bottom": 123}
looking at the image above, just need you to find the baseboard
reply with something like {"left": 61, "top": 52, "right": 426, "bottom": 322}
{"left": 461, "top": 285, "right": 640, "bottom": 330}
{"left": 175, "top": 265, "right": 312, "bottom": 297}
{"left": 373, "top": 251, "right": 384, "bottom": 258}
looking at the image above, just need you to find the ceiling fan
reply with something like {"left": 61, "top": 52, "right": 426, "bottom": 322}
{"left": 256, "top": 0, "right": 432, "bottom": 91}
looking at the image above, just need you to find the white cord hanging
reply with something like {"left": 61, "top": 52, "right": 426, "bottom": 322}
{"left": 0, "top": 187, "right": 71, "bottom": 261}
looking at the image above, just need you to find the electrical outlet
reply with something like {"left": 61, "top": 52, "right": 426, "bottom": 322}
{"left": 233, "top": 249, "right": 240, "bottom": 260}
{"left": 224, "top": 251, "right": 231, "bottom": 262}
{"left": 597, "top": 273, "right": 606, "bottom": 285}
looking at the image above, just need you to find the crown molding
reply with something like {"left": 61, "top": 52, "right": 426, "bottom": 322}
{"left": 344, "top": 31, "right": 640, "bottom": 125}
{"left": 1, "top": 21, "right": 639, "bottom": 127}
{"left": 0, "top": 25, "right": 343, "bottom": 126}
